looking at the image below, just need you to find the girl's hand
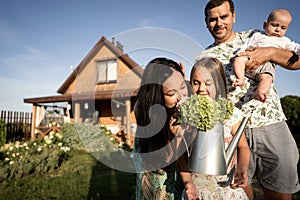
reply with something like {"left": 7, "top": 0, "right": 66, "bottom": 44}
{"left": 231, "top": 168, "right": 248, "bottom": 188}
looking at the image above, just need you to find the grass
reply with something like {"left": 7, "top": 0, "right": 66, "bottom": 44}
{"left": 0, "top": 149, "right": 136, "bottom": 200}
{"left": 0, "top": 122, "right": 299, "bottom": 200}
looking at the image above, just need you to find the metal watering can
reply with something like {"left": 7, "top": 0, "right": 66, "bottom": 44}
{"left": 189, "top": 117, "right": 248, "bottom": 175}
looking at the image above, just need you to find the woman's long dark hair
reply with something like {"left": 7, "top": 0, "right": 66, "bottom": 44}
{"left": 134, "top": 57, "right": 185, "bottom": 153}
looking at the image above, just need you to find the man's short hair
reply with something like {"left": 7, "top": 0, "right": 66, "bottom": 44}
{"left": 205, "top": 0, "right": 235, "bottom": 20}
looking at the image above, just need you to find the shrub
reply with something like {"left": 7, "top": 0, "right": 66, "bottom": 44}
{"left": 0, "top": 122, "right": 132, "bottom": 182}
{"left": 0, "top": 129, "right": 71, "bottom": 181}
{"left": 0, "top": 120, "right": 6, "bottom": 147}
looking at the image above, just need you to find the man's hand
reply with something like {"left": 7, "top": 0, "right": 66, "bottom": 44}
{"left": 238, "top": 46, "right": 274, "bottom": 72}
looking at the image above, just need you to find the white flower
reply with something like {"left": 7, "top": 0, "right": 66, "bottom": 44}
{"left": 9, "top": 161, "right": 14, "bottom": 165}
{"left": 60, "top": 146, "right": 70, "bottom": 152}
{"left": 55, "top": 133, "right": 63, "bottom": 139}
{"left": 15, "top": 141, "right": 20, "bottom": 148}
{"left": 45, "top": 139, "right": 52, "bottom": 144}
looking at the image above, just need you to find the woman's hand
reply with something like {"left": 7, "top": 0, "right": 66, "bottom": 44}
{"left": 169, "top": 117, "right": 185, "bottom": 137}
{"left": 185, "top": 182, "right": 199, "bottom": 200}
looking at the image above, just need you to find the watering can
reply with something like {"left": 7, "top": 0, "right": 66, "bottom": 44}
{"left": 189, "top": 117, "right": 248, "bottom": 175}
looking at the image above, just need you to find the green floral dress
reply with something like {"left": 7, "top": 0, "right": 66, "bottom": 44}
{"left": 134, "top": 138, "right": 184, "bottom": 200}
{"left": 136, "top": 168, "right": 184, "bottom": 200}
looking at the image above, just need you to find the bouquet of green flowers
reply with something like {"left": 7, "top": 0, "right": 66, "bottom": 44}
{"left": 178, "top": 95, "right": 234, "bottom": 132}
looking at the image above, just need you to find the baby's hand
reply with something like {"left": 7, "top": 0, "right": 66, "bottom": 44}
{"left": 232, "top": 78, "right": 245, "bottom": 87}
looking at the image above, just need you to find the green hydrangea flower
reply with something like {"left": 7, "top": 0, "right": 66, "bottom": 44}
{"left": 178, "top": 95, "right": 233, "bottom": 131}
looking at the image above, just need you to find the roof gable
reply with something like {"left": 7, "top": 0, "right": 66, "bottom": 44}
{"left": 57, "top": 36, "right": 143, "bottom": 94}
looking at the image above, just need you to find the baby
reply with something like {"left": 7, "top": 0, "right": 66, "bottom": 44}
{"left": 233, "top": 9, "right": 300, "bottom": 102}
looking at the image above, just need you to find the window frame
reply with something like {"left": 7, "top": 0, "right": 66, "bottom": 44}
{"left": 96, "top": 59, "right": 118, "bottom": 84}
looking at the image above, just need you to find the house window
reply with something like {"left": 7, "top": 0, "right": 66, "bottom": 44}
{"left": 96, "top": 59, "right": 117, "bottom": 83}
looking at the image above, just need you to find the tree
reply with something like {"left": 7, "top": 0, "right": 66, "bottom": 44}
{"left": 280, "top": 95, "right": 300, "bottom": 145}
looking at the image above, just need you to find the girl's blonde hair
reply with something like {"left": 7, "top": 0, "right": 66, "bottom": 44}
{"left": 190, "top": 57, "right": 227, "bottom": 98}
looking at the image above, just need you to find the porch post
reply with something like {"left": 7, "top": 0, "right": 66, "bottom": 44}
{"left": 125, "top": 100, "right": 131, "bottom": 145}
{"left": 31, "top": 104, "right": 37, "bottom": 139}
{"left": 74, "top": 103, "right": 81, "bottom": 123}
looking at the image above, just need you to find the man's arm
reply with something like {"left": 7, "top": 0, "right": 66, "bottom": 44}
{"left": 238, "top": 46, "right": 300, "bottom": 71}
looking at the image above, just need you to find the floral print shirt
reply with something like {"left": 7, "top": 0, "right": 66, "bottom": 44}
{"left": 196, "top": 30, "right": 286, "bottom": 128}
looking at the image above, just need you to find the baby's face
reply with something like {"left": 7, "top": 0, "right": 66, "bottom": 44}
{"left": 264, "top": 14, "right": 291, "bottom": 37}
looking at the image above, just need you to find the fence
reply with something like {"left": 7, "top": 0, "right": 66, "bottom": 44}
{"left": 0, "top": 110, "right": 32, "bottom": 142}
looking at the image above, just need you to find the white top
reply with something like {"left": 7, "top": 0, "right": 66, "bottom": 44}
{"left": 238, "top": 31, "right": 300, "bottom": 55}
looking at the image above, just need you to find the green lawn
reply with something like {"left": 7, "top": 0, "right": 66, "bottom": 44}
{"left": 0, "top": 121, "right": 299, "bottom": 200}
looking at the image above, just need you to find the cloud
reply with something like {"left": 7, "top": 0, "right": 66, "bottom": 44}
{"left": 0, "top": 77, "right": 57, "bottom": 111}
{"left": 0, "top": 19, "right": 18, "bottom": 44}
{"left": 2, "top": 46, "right": 56, "bottom": 79}
{"left": 137, "top": 16, "right": 172, "bottom": 28}
{"left": 0, "top": 46, "right": 71, "bottom": 111}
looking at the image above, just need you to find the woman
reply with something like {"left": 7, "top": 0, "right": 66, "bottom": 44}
{"left": 134, "top": 57, "right": 195, "bottom": 200}
{"left": 185, "top": 57, "right": 250, "bottom": 200}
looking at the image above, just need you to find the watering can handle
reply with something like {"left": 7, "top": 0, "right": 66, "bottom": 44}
{"left": 225, "top": 116, "right": 249, "bottom": 167}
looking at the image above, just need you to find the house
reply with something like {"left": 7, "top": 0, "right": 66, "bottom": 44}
{"left": 24, "top": 36, "right": 143, "bottom": 146}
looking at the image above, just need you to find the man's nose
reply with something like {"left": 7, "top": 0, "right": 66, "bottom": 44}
{"left": 216, "top": 18, "right": 223, "bottom": 26}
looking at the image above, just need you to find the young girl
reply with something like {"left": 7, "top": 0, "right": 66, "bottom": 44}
{"left": 134, "top": 57, "right": 195, "bottom": 200}
{"left": 185, "top": 57, "right": 250, "bottom": 200}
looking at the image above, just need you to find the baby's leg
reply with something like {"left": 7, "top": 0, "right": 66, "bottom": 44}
{"left": 232, "top": 57, "right": 247, "bottom": 87}
{"left": 253, "top": 73, "right": 273, "bottom": 102}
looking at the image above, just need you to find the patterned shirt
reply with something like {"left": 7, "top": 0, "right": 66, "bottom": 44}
{"left": 196, "top": 30, "right": 286, "bottom": 128}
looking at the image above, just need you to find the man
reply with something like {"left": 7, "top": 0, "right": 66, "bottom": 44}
{"left": 196, "top": 0, "right": 300, "bottom": 199}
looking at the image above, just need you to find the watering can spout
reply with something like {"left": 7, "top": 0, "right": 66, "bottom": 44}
{"left": 225, "top": 117, "right": 248, "bottom": 168}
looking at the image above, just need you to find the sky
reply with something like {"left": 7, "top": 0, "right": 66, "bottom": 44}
{"left": 1, "top": 0, "right": 300, "bottom": 112}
